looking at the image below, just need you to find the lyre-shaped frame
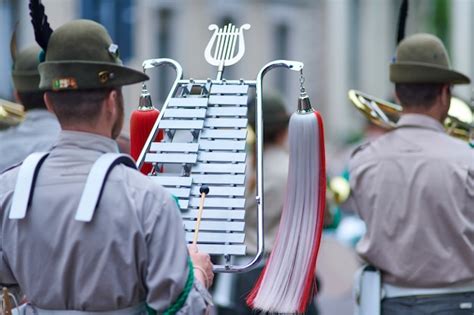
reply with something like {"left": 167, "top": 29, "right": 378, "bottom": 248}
{"left": 204, "top": 23, "right": 251, "bottom": 79}
{"left": 135, "top": 58, "right": 304, "bottom": 273}
{"left": 135, "top": 23, "right": 306, "bottom": 273}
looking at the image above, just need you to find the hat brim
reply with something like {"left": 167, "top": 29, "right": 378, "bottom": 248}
{"left": 38, "top": 61, "right": 149, "bottom": 90}
{"left": 11, "top": 71, "right": 41, "bottom": 92}
{"left": 390, "top": 62, "right": 470, "bottom": 85}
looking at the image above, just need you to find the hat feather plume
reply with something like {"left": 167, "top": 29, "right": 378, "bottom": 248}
{"left": 29, "top": 0, "right": 53, "bottom": 51}
{"left": 396, "top": 0, "right": 408, "bottom": 44}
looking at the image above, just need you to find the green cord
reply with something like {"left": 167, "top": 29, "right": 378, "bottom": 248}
{"left": 171, "top": 195, "right": 180, "bottom": 210}
{"left": 147, "top": 257, "right": 195, "bottom": 315}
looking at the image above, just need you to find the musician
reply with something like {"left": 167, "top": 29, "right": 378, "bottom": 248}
{"left": 0, "top": 45, "right": 60, "bottom": 172}
{"left": 0, "top": 19, "right": 213, "bottom": 314}
{"left": 348, "top": 33, "right": 474, "bottom": 314}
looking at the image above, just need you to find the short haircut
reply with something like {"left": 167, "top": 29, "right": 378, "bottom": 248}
{"left": 16, "top": 91, "right": 46, "bottom": 111}
{"left": 45, "top": 89, "right": 113, "bottom": 125}
{"left": 395, "top": 83, "right": 445, "bottom": 109}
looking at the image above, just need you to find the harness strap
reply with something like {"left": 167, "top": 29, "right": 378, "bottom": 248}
{"left": 9, "top": 152, "right": 50, "bottom": 220}
{"left": 9, "top": 152, "right": 136, "bottom": 222}
{"left": 75, "top": 153, "right": 136, "bottom": 222}
{"left": 354, "top": 265, "right": 381, "bottom": 315}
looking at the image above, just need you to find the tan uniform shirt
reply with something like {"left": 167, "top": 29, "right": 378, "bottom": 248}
{"left": 245, "top": 145, "right": 289, "bottom": 255}
{"left": 348, "top": 114, "right": 474, "bottom": 287}
{"left": 0, "top": 131, "right": 210, "bottom": 313}
{"left": 0, "top": 109, "right": 60, "bottom": 172}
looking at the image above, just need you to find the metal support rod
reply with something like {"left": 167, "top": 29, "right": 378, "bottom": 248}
{"left": 136, "top": 59, "right": 183, "bottom": 170}
{"left": 213, "top": 60, "right": 304, "bottom": 273}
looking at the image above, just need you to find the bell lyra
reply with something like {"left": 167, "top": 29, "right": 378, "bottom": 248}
{"left": 204, "top": 23, "right": 251, "bottom": 80}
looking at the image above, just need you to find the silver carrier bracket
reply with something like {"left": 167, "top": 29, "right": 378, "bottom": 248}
{"left": 136, "top": 23, "right": 304, "bottom": 273}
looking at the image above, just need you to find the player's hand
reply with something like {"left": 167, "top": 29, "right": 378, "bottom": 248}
{"left": 188, "top": 244, "right": 214, "bottom": 289}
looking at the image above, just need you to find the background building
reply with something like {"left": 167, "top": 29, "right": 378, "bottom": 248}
{"left": 1, "top": 0, "right": 462, "bottom": 150}
{"left": 0, "top": 0, "right": 465, "bottom": 313}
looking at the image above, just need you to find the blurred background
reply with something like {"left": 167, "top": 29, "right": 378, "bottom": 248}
{"left": 0, "top": 0, "right": 471, "bottom": 313}
{"left": 2, "top": 0, "right": 471, "bottom": 153}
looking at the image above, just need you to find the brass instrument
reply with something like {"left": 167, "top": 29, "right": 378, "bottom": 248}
{"left": 0, "top": 99, "right": 24, "bottom": 130}
{"left": 348, "top": 89, "right": 474, "bottom": 143}
{"left": 325, "top": 176, "right": 351, "bottom": 229}
{"left": 328, "top": 176, "right": 350, "bottom": 205}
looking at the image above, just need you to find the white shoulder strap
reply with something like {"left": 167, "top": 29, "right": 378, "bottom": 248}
{"left": 75, "top": 153, "right": 136, "bottom": 222}
{"left": 354, "top": 265, "right": 382, "bottom": 315}
{"left": 9, "top": 152, "right": 50, "bottom": 220}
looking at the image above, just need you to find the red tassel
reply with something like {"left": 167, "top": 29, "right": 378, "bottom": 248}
{"left": 298, "top": 111, "right": 326, "bottom": 311}
{"left": 246, "top": 109, "right": 326, "bottom": 313}
{"left": 130, "top": 108, "right": 163, "bottom": 174}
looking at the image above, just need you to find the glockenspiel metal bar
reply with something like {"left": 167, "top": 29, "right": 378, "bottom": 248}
{"left": 178, "top": 199, "right": 189, "bottom": 210}
{"left": 209, "top": 95, "right": 248, "bottom": 106}
{"left": 193, "top": 244, "right": 246, "bottom": 256}
{"left": 204, "top": 118, "right": 247, "bottom": 128}
{"left": 188, "top": 197, "right": 245, "bottom": 209}
{"left": 191, "top": 163, "right": 246, "bottom": 174}
{"left": 145, "top": 153, "right": 197, "bottom": 164}
{"left": 200, "top": 129, "right": 247, "bottom": 139}
{"left": 166, "top": 187, "right": 191, "bottom": 198}
{"left": 151, "top": 176, "right": 192, "bottom": 187}
{"left": 182, "top": 209, "right": 246, "bottom": 220}
{"left": 190, "top": 186, "right": 245, "bottom": 197}
{"left": 192, "top": 174, "right": 245, "bottom": 185}
{"left": 150, "top": 142, "right": 199, "bottom": 153}
{"left": 207, "top": 107, "right": 248, "bottom": 117}
{"left": 168, "top": 98, "right": 209, "bottom": 108}
{"left": 198, "top": 152, "right": 246, "bottom": 163}
{"left": 183, "top": 220, "right": 245, "bottom": 232}
{"left": 185, "top": 232, "right": 245, "bottom": 243}
{"left": 199, "top": 139, "right": 246, "bottom": 151}
{"left": 163, "top": 108, "right": 207, "bottom": 119}
{"left": 159, "top": 120, "right": 204, "bottom": 130}
{"left": 210, "top": 84, "right": 249, "bottom": 95}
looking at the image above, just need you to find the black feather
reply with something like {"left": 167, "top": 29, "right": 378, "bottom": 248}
{"left": 29, "top": 0, "right": 53, "bottom": 51}
{"left": 396, "top": 0, "right": 408, "bottom": 44}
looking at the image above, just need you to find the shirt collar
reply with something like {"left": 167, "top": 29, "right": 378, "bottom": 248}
{"left": 24, "top": 109, "right": 57, "bottom": 122}
{"left": 396, "top": 114, "right": 445, "bottom": 133}
{"left": 51, "top": 130, "right": 119, "bottom": 154}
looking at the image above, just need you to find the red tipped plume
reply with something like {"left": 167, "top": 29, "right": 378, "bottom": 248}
{"left": 130, "top": 85, "right": 163, "bottom": 175}
{"left": 247, "top": 90, "right": 326, "bottom": 313}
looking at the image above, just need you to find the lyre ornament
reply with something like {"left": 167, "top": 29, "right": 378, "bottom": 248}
{"left": 204, "top": 23, "right": 251, "bottom": 79}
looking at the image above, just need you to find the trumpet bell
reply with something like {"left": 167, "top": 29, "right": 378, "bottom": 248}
{"left": 328, "top": 176, "right": 350, "bottom": 205}
{"left": 445, "top": 97, "right": 473, "bottom": 142}
{"left": 348, "top": 89, "right": 473, "bottom": 144}
{"left": 348, "top": 89, "right": 401, "bottom": 129}
{"left": 0, "top": 99, "right": 24, "bottom": 130}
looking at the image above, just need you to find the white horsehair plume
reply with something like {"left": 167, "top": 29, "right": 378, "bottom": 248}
{"left": 247, "top": 90, "right": 326, "bottom": 313}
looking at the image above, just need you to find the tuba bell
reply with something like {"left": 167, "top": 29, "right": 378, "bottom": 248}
{"left": 0, "top": 99, "right": 24, "bottom": 130}
{"left": 348, "top": 89, "right": 474, "bottom": 144}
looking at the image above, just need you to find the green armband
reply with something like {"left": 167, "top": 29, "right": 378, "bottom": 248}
{"left": 147, "top": 257, "right": 195, "bottom": 315}
{"left": 171, "top": 195, "right": 180, "bottom": 210}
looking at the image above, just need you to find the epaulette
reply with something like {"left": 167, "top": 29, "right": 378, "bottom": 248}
{"left": 0, "top": 161, "right": 23, "bottom": 175}
{"left": 350, "top": 141, "right": 370, "bottom": 158}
